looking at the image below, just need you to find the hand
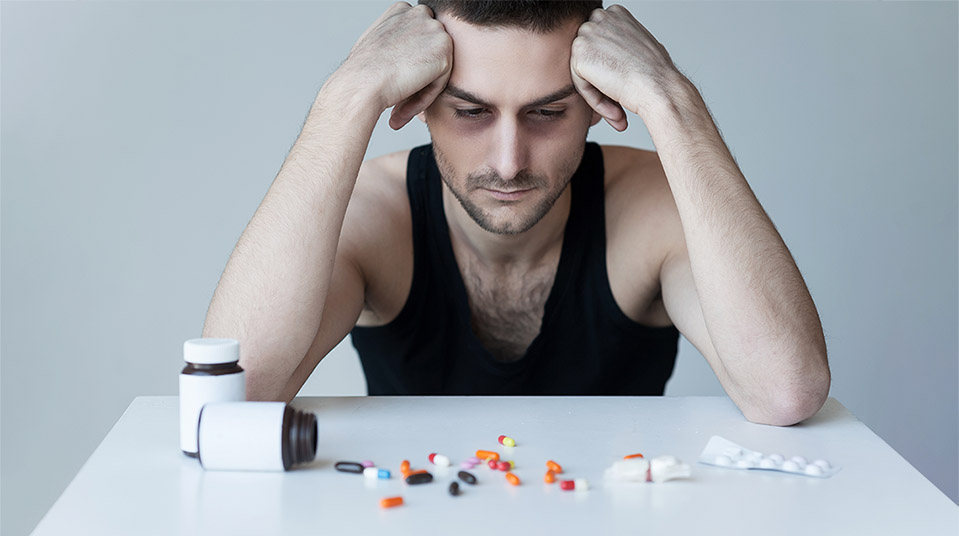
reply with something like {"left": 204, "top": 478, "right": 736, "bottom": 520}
{"left": 570, "top": 5, "right": 685, "bottom": 131}
{"left": 339, "top": 2, "right": 452, "bottom": 129}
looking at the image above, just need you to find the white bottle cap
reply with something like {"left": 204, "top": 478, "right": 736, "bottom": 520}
{"left": 184, "top": 338, "right": 240, "bottom": 364}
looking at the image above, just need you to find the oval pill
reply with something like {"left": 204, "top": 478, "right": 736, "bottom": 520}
{"left": 379, "top": 496, "right": 404, "bottom": 508}
{"left": 488, "top": 459, "right": 498, "bottom": 469}
{"left": 506, "top": 472, "right": 521, "bottom": 486}
{"left": 449, "top": 481, "right": 460, "bottom": 496}
{"left": 334, "top": 461, "right": 365, "bottom": 474}
{"left": 405, "top": 471, "right": 433, "bottom": 484}
{"left": 498, "top": 435, "right": 516, "bottom": 447}
{"left": 458, "top": 470, "right": 477, "bottom": 485}
{"left": 546, "top": 460, "right": 563, "bottom": 473}
{"left": 544, "top": 470, "right": 556, "bottom": 484}
{"left": 497, "top": 461, "right": 510, "bottom": 472}
{"left": 460, "top": 460, "right": 476, "bottom": 469}
{"left": 361, "top": 460, "right": 375, "bottom": 468}
{"left": 476, "top": 450, "right": 500, "bottom": 462}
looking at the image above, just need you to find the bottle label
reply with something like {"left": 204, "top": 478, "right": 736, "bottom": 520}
{"left": 179, "top": 372, "right": 246, "bottom": 454}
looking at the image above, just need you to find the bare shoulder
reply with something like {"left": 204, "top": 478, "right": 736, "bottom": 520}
{"left": 343, "top": 149, "right": 414, "bottom": 326}
{"left": 600, "top": 145, "right": 683, "bottom": 326}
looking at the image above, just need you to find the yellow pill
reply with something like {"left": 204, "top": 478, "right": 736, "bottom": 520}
{"left": 498, "top": 435, "right": 516, "bottom": 447}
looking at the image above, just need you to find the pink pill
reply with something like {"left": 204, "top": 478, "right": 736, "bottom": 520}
{"left": 467, "top": 457, "right": 481, "bottom": 464}
{"left": 361, "top": 460, "right": 375, "bottom": 468}
{"left": 460, "top": 461, "right": 476, "bottom": 469}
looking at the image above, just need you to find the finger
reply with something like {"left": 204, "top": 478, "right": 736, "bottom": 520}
{"left": 571, "top": 69, "right": 628, "bottom": 132}
{"left": 355, "top": 2, "right": 410, "bottom": 49}
{"left": 388, "top": 68, "right": 451, "bottom": 130}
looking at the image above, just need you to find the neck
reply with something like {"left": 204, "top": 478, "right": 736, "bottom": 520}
{"left": 442, "top": 182, "right": 571, "bottom": 270}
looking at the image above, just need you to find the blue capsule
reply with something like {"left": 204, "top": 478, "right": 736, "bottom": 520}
{"left": 363, "top": 467, "right": 391, "bottom": 479}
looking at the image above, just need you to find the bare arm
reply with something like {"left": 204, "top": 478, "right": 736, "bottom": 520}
{"left": 202, "top": 3, "right": 451, "bottom": 401}
{"left": 571, "top": 6, "right": 829, "bottom": 425}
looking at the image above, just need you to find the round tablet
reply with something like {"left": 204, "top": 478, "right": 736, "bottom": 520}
{"left": 715, "top": 455, "right": 733, "bottom": 466}
{"left": 768, "top": 453, "right": 785, "bottom": 464}
{"left": 782, "top": 460, "right": 800, "bottom": 472}
{"left": 804, "top": 464, "right": 824, "bottom": 476}
{"left": 813, "top": 459, "right": 832, "bottom": 471}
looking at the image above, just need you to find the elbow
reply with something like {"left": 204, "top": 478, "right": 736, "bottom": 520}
{"left": 745, "top": 353, "right": 832, "bottom": 427}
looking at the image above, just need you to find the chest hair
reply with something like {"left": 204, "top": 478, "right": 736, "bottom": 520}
{"left": 460, "top": 260, "right": 558, "bottom": 363}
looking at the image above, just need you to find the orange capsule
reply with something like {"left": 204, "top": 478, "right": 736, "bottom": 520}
{"left": 406, "top": 469, "right": 428, "bottom": 477}
{"left": 623, "top": 453, "right": 645, "bottom": 460}
{"left": 546, "top": 460, "right": 563, "bottom": 473}
{"left": 379, "top": 496, "right": 404, "bottom": 508}
{"left": 476, "top": 450, "right": 500, "bottom": 462}
{"left": 506, "top": 472, "right": 521, "bottom": 486}
{"left": 400, "top": 460, "right": 411, "bottom": 475}
{"left": 544, "top": 470, "right": 556, "bottom": 484}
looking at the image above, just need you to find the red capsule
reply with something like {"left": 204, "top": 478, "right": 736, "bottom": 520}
{"left": 559, "top": 480, "right": 575, "bottom": 490}
{"left": 497, "top": 461, "right": 510, "bottom": 472}
{"left": 488, "top": 459, "right": 498, "bottom": 469}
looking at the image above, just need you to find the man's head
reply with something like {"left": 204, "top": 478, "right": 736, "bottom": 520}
{"left": 419, "top": 1, "right": 603, "bottom": 235}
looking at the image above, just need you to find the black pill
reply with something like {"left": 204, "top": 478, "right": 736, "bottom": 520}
{"left": 449, "top": 481, "right": 460, "bottom": 496}
{"left": 334, "top": 461, "right": 364, "bottom": 474}
{"left": 405, "top": 471, "right": 434, "bottom": 485}
{"left": 458, "top": 470, "right": 477, "bottom": 485}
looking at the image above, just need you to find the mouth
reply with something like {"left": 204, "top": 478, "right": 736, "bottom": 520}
{"left": 484, "top": 188, "right": 533, "bottom": 202}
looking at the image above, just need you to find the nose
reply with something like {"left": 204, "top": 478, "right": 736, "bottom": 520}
{"left": 489, "top": 117, "right": 529, "bottom": 182}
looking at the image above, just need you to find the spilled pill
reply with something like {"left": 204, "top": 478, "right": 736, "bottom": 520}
{"left": 476, "top": 450, "right": 500, "bottom": 462}
{"left": 449, "top": 481, "right": 461, "bottom": 496}
{"left": 379, "top": 496, "right": 404, "bottom": 508}
{"left": 334, "top": 461, "right": 365, "bottom": 474}
{"left": 544, "top": 470, "right": 556, "bottom": 484}
{"left": 405, "top": 471, "right": 433, "bottom": 485}
{"left": 460, "top": 460, "right": 476, "bottom": 469}
{"left": 496, "top": 461, "right": 510, "bottom": 472}
{"left": 623, "top": 453, "right": 645, "bottom": 460}
{"left": 506, "top": 472, "right": 521, "bottom": 486}
{"left": 363, "top": 467, "right": 390, "bottom": 479}
{"left": 498, "top": 435, "right": 516, "bottom": 447}
{"left": 488, "top": 459, "right": 498, "bottom": 470}
{"left": 400, "top": 460, "right": 411, "bottom": 475}
{"left": 546, "top": 460, "right": 563, "bottom": 473}
{"left": 429, "top": 453, "right": 451, "bottom": 466}
{"left": 361, "top": 460, "right": 375, "bottom": 468}
{"left": 458, "top": 470, "right": 477, "bottom": 485}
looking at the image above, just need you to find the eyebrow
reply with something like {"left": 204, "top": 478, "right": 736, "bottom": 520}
{"left": 443, "top": 84, "right": 577, "bottom": 108}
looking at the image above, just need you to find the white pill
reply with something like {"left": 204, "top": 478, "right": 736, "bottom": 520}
{"left": 735, "top": 459, "right": 752, "bottom": 469}
{"left": 804, "top": 464, "right": 824, "bottom": 476}
{"left": 790, "top": 456, "right": 808, "bottom": 467}
{"left": 813, "top": 459, "right": 832, "bottom": 470}
{"left": 574, "top": 478, "right": 590, "bottom": 491}
{"left": 768, "top": 453, "right": 785, "bottom": 464}
{"left": 782, "top": 460, "right": 800, "bottom": 472}
{"left": 715, "top": 455, "right": 733, "bottom": 466}
{"left": 759, "top": 457, "right": 779, "bottom": 469}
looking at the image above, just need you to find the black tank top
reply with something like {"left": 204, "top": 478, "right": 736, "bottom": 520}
{"left": 350, "top": 143, "right": 679, "bottom": 395}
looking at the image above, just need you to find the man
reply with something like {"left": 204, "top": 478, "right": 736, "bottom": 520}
{"left": 202, "top": 1, "right": 830, "bottom": 426}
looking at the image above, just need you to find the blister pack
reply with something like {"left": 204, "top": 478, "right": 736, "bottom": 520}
{"left": 699, "top": 436, "right": 840, "bottom": 478}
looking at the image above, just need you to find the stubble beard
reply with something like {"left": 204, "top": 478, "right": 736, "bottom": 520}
{"left": 431, "top": 141, "right": 585, "bottom": 236}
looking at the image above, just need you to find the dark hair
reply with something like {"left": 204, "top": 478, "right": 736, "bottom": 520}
{"left": 418, "top": 0, "right": 602, "bottom": 33}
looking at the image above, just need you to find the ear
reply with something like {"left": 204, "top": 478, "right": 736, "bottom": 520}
{"left": 590, "top": 111, "right": 602, "bottom": 126}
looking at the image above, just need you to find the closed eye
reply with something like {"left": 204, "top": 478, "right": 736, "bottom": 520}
{"left": 454, "top": 108, "right": 490, "bottom": 120}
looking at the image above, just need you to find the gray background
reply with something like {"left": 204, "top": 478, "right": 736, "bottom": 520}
{"left": 1, "top": 1, "right": 956, "bottom": 534}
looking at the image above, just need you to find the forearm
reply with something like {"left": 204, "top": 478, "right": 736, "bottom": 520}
{"left": 202, "top": 75, "right": 381, "bottom": 400}
{"left": 646, "top": 78, "right": 829, "bottom": 423}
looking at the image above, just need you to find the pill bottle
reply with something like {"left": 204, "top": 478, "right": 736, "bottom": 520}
{"left": 179, "top": 338, "right": 246, "bottom": 457}
{"left": 197, "top": 401, "right": 318, "bottom": 471}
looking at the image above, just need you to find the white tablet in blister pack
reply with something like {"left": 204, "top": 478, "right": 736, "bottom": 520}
{"left": 699, "top": 435, "right": 840, "bottom": 478}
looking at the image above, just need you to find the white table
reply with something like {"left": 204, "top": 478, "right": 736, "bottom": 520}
{"left": 31, "top": 396, "right": 958, "bottom": 535}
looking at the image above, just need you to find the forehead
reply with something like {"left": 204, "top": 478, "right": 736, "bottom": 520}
{"left": 437, "top": 14, "right": 580, "bottom": 106}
